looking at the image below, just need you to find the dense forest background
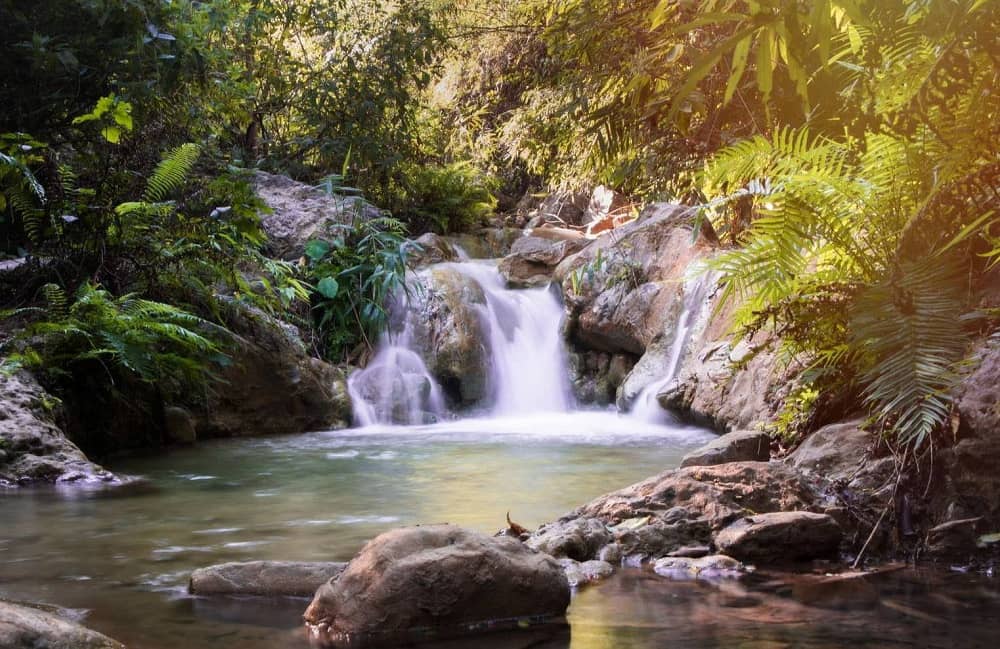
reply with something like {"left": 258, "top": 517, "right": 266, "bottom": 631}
{"left": 0, "top": 0, "right": 997, "bottom": 454}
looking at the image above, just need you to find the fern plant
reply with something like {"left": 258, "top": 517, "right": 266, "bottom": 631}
{"left": 2, "top": 283, "right": 226, "bottom": 393}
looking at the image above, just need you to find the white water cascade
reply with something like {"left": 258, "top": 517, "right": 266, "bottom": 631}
{"left": 348, "top": 260, "right": 574, "bottom": 426}
{"left": 630, "top": 272, "right": 716, "bottom": 423}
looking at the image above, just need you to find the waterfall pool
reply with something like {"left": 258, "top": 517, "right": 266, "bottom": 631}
{"left": 3, "top": 416, "right": 999, "bottom": 648}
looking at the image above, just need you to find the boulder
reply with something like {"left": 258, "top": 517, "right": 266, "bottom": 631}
{"left": 254, "top": 171, "right": 381, "bottom": 260}
{"left": 558, "top": 558, "right": 614, "bottom": 588}
{"left": 303, "top": 525, "right": 570, "bottom": 645}
{"left": 527, "top": 518, "right": 613, "bottom": 561}
{"left": 529, "top": 462, "right": 822, "bottom": 562}
{"left": 405, "top": 233, "right": 461, "bottom": 269}
{"left": 0, "top": 600, "right": 124, "bottom": 649}
{"left": 714, "top": 511, "right": 842, "bottom": 563}
{"left": 163, "top": 406, "right": 197, "bottom": 445}
{"left": 401, "top": 266, "right": 490, "bottom": 405}
{"left": 680, "top": 431, "right": 771, "bottom": 468}
{"left": 195, "top": 306, "right": 352, "bottom": 437}
{"left": 0, "top": 372, "right": 117, "bottom": 486}
{"left": 924, "top": 518, "right": 982, "bottom": 557}
{"left": 526, "top": 190, "right": 590, "bottom": 228}
{"left": 498, "top": 236, "right": 588, "bottom": 288}
{"left": 445, "top": 228, "right": 522, "bottom": 259}
{"left": 566, "top": 350, "right": 635, "bottom": 406}
{"left": 787, "top": 420, "right": 871, "bottom": 481}
{"left": 189, "top": 561, "right": 347, "bottom": 597}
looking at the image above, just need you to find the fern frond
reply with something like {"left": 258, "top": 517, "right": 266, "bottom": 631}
{"left": 143, "top": 143, "right": 200, "bottom": 203}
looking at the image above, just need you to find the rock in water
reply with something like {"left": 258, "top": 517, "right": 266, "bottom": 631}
{"left": 714, "top": 511, "right": 842, "bottom": 563}
{"left": 0, "top": 600, "right": 125, "bottom": 649}
{"left": 303, "top": 525, "right": 570, "bottom": 646}
{"left": 189, "top": 561, "right": 347, "bottom": 597}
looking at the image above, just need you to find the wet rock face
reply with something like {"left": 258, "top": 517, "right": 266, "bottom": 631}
{"left": 0, "top": 372, "right": 116, "bottom": 486}
{"left": 406, "top": 233, "right": 461, "bottom": 269}
{"left": 189, "top": 561, "right": 347, "bottom": 597}
{"left": 303, "top": 525, "right": 570, "bottom": 646}
{"left": 529, "top": 462, "right": 823, "bottom": 562}
{"left": 0, "top": 600, "right": 124, "bottom": 649}
{"left": 680, "top": 431, "right": 771, "bottom": 468}
{"left": 195, "top": 306, "right": 352, "bottom": 438}
{"left": 254, "top": 171, "right": 381, "bottom": 260}
{"left": 402, "top": 266, "right": 490, "bottom": 405}
{"left": 714, "top": 512, "right": 843, "bottom": 563}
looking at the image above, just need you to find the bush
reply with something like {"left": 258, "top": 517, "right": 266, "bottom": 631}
{"left": 390, "top": 161, "right": 498, "bottom": 234}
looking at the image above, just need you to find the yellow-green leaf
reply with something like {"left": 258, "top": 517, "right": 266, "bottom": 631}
{"left": 725, "top": 36, "right": 752, "bottom": 104}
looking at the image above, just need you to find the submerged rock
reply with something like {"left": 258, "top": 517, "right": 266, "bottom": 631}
{"left": 714, "top": 511, "right": 842, "bottom": 563}
{"left": 653, "top": 554, "right": 745, "bottom": 580}
{"left": 0, "top": 371, "right": 117, "bottom": 486}
{"left": 189, "top": 561, "right": 347, "bottom": 597}
{"left": 680, "top": 430, "right": 771, "bottom": 468}
{"left": 0, "top": 600, "right": 124, "bottom": 649}
{"left": 303, "top": 525, "right": 570, "bottom": 646}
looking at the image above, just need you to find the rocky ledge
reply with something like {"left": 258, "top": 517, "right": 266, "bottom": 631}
{"left": 0, "top": 372, "right": 118, "bottom": 487}
{"left": 0, "top": 600, "right": 124, "bottom": 649}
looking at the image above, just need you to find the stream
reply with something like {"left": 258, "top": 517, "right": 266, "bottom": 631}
{"left": 3, "top": 419, "right": 999, "bottom": 648}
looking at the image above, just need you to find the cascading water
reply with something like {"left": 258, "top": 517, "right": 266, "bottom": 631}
{"left": 347, "top": 322, "right": 447, "bottom": 427}
{"left": 630, "top": 271, "right": 716, "bottom": 423}
{"left": 348, "top": 259, "right": 574, "bottom": 426}
{"left": 448, "top": 262, "right": 574, "bottom": 416}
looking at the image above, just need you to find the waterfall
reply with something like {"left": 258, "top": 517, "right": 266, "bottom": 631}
{"left": 347, "top": 322, "right": 448, "bottom": 427}
{"left": 348, "top": 260, "right": 573, "bottom": 426}
{"left": 630, "top": 271, "right": 715, "bottom": 423}
{"left": 448, "top": 262, "right": 574, "bottom": 416}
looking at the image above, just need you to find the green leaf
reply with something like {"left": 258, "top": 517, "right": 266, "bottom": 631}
{"left": 725, "top": 36, "right": 752, "bottom": 104}
{"left": 304, "top": 239, "right": 331, "bottom": 261}
{"left": 316, "top": 276, "right": 340, "bottom": 299}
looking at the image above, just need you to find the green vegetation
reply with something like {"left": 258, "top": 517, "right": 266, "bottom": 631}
{"left": 1, "top": 0, "right": 997, "bottom": 454}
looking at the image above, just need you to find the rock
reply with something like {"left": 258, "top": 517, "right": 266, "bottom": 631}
{"left": 787, "top": 420, "right": 871, "bottom": 481}
{"left": 498, "top": 236, "right": 588, "bottom": 288}
{"left": 195, "top": 306, "right": 352, "bottom": 437}
{"left": 254, "top": 171, "right": 381, "bottom": 260}
{"left": 0, "top": 600, "right": 124, "bottom": 649}
{"left": 714, "top": 511, "right": 842, "bottom": 563}
{"left": 680, "top": 431, "right": 771, "bottom": 468}
{"left": 163, "top": 406, "right": 196, "bottom": 445}
{"left": 925, "top": 517, "right": 982, "bottom": 558}
{"left": 567, "top": 350, "right": 635, "bottom": 406}
{"left": 530, "top": 462, "right": 821, "bottom": 562}
{"left": 189, "top": 561, "right": 347, "bottom": 597}
{"left": 445, "top": 228, "right": 522, "bottom": 259}
{"left": 526, "top": 190, "right": 590, "bottom": 228}
{"left": 303, "top": 525, "right": 570, "bottom": 645}
{"left": 667, "top": 545, "right": 712, "bottom": 558}
{"left": 405, "top": 233, "right": 460, "bottom": 269}
{"left": 558, "top": 558, "right": 614, "bottom": 588}
{"left": 401, "top": 266, "right": 489, "bottom": 405}
{"left": 0, "top": 371, "right": 117, "bottom": 486}
{"left": 527, "top": 518, "right": 613, "bottom": 561}
{"left": 653, "top": 554, "right": 744, "bottom": 580}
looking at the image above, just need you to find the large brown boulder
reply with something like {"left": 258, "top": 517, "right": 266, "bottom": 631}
{"left": 0, "top": 600, "right": 124, "bottom": 649}
{"left": 714, "top": 511, "right": 843, "bottom": 563}
{"left": 0, "top": 372, "right": 117, "bottom": 486}
{"left": 303, "top": 525, "right": 570, "bottom": 645}
{"left": 529, "top": 462, "right": 823, "bottom": 562}
{"left": 189, "top": 561, "right": 347, "bottom": 597}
